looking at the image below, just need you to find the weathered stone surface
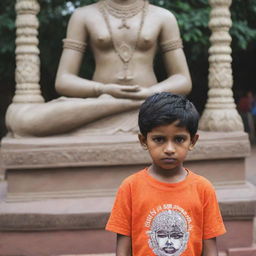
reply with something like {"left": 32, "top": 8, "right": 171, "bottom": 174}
{"left": 1, "top": 131, "right": 250, "bottom": 169}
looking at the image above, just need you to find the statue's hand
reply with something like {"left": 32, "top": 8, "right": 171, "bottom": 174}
{"left": 122, "top": 86, "right": 152, "bottom": 100}
{"left": 103, "top": 84, "right": 140, "bottom": 98}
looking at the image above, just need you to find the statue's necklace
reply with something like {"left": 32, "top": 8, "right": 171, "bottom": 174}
{"left": 98, "top": 0, "right": 148, "bottom": 82}
{"left": 103, "top": 0, "right": 145, "bottom": 29}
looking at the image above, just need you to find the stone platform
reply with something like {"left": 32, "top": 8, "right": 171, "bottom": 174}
{"left": 0, "top": 131, "right": 252, "bottom": 201}
{"left": 0, "top": 131, "right": 256, "bottom": 256}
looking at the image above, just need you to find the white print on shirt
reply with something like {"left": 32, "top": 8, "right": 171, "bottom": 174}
{"left": 145, "top": 204, "right": 192, "bottom": 256}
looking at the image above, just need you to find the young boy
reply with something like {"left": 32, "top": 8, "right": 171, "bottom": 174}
{"left": 106, "top": 92, "right": 226, "bottom": 256}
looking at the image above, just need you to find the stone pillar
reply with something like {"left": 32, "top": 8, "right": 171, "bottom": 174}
{"left": 199, "top": 0, "right": 243, "bottom": 131}
{"left": 14, "top": 0, "right": 44, "bottom": 103}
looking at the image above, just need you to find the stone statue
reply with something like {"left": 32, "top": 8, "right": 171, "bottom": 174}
{"left": 6, "top": 0, "right": 191, "bottom": 137}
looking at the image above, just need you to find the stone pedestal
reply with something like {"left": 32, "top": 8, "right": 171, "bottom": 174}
{"left": 0, "top": 131, "right": 256, "bottom": 256}
{"left": 0, "top": 131, "right": 253, "bottom": 200}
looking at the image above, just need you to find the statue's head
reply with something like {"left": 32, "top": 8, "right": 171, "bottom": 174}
{"left": 147, "top": 210, "right": 189, "bottom": 256}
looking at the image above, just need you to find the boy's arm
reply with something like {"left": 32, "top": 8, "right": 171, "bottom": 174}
{"left": 202, "top": 237, "right": 218, "bottom": 256}
{"left": 116, "top": 234, "right": 132, "bottom": 256}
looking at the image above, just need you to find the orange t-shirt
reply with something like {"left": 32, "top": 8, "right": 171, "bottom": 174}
{"left": 106, "top": 168, "right": 226, "bottom": 256}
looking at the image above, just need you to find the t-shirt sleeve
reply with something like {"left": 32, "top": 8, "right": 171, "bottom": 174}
{"left": 203, "top": 182, "right": 226, "bottom": 239}
{"left": 105, "top": 180, "right": 132, "bottom": 236}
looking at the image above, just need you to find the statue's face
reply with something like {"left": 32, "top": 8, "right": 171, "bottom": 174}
{"left": 156, "top": 228, "right": 183, "bottom": 255}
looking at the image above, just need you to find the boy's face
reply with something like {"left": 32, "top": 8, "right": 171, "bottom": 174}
{"left": 139, "top": 121, "right": 198, "bottom": 173}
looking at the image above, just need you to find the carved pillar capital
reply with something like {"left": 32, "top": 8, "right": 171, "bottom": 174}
{"left": 199, "top": 0, "right": 243, "bottom": 131}
{"left": 14, "top": 0, "right": 44, "bottom": 103}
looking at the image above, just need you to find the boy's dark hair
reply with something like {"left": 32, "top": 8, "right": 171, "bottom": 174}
{"left": 138, "top": 92, "right": 199, "bottom": 137}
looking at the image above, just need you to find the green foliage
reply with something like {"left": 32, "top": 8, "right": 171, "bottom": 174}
{"left": 230, "top": 0, "right": 256, "bottom": 50}
{"left": 0, "top": 1, "right": 16, "bottom": 88}
{"left": 151, "top": 0, "right": 210, "bottom": 61}
{"left": 0, "top": 0, "right": 256, "bottom": 98}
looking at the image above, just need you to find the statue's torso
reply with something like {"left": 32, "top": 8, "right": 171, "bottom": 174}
{"left": 81, "top": 3, "right": 165, "bottom": 87}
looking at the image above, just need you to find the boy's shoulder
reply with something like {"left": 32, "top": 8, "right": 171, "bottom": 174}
{"left": 121, "top": 169, "right": 146, "bottom": 186}
{"left": 188, "top": 170, "right": 216, "bottom": 191}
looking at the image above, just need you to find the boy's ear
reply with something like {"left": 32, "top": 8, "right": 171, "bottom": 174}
{"left": 138, "top": 134, "right": 148, "bottom": 150}
{"left": 189, "top": 133, "right": 199, "bottom": 150}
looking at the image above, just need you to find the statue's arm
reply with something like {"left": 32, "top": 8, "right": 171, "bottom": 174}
{"left": 150, "top": 10, "right": 192, "bottom": 96}
{"left": 55, "top": 8, "right": 103, "bottom": 98}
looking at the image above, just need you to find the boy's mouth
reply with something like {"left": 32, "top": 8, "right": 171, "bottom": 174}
{"left": 161, "top": 158, "right": 177, "bottom": 164}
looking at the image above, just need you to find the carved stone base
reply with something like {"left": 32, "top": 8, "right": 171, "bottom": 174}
{"left": 1, "top": 130, "right": 250, "bottom": 168}
{"left": 0, "top": 130, "right": 251, "bottom": 201}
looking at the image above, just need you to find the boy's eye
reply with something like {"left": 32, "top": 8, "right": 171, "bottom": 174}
{"left": 152, "top": 136, "right": 165, "bottom": 143}
{"left": 175, "top": 136, "right": 186, "bottom": 143}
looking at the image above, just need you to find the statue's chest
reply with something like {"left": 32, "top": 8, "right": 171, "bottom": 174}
{"left": 88, "top": 22, "right": 159, "bottom": 52}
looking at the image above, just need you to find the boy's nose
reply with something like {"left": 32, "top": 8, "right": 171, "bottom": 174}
{"left": 164, "top": 142, "right": 175, "bottom": 154}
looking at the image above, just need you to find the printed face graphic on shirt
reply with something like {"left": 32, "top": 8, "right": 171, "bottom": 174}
{"left": 147, "top": 209, "right": 189, "bottom": 256}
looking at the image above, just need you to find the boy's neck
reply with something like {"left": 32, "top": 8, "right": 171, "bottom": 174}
{"left": 148, "top": 164, "right": 188, "bottom": 184}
